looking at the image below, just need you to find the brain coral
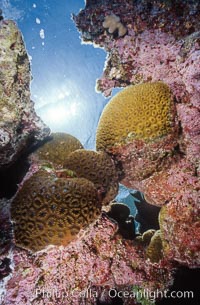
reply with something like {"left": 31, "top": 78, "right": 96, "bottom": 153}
{"left": 11, "top": 170, "right": 101, "bottom": 252}
{"left": 96, "top": 82, "right": 179, "bottom": 183}
{"left": 34, "top": 132, "right": 83, "bottom": 168}
{"left": 64, "top": 149, "right": 119, "bottom": 205}
{"left": 96, "top": 82, "right": 175, "bottom": 151}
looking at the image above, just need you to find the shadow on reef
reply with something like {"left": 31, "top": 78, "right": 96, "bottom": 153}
{"left": 0, "top": 257, "right": 11, "bottom": 281}
{"left": 156, "top": 267, "right": 200, "bottom": 305}
{"left": 130, "top": 191, "right": 161, "bottom": 233}
{"left": 0, "top": 154, "right": 30, "bottom": 199}
{"left": 0, "top": 136, "right": 53, "bottom": 199}
{"left": 106, "top": 203, "right": 136, "bottom": 240}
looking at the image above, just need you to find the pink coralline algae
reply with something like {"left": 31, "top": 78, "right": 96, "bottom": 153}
{"left": 1, "top": 1, "right": 200, "bottom": 305}
{"left": 159, "top": 185, "right": 200, "bottom": 267}
{"left": 0, "top": 19, "right": 49, "bottom": 169}
{"left": 75, "top": 0, "right": 200, "bottom": 268}
{"left": 74, "top": 0, "right": 200, "bottom": 101}
{"left": 2, "top": 214, "right": 174, "bottom": 305}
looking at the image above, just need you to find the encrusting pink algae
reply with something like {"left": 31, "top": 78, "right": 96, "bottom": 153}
{"left": 0, "top": 1, "right": 200, "bottom": 304}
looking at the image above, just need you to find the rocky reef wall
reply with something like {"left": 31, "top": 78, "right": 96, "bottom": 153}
{"left": 0, "top": 19, "right": 49, "bottom": 169}
{"left": 0, "top": 1, "right": 200, "bottom": 305}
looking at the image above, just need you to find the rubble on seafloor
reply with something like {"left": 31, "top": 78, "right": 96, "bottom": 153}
{"left": 0, "top": 1, "right": 200, "bottom": 305}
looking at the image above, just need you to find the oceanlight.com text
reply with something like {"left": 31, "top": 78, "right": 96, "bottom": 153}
{"left": 35, "top": 287, "right": 194, "bottom": 302}
{"left": 109, "top": 288, "right": 194, "bottom": 302}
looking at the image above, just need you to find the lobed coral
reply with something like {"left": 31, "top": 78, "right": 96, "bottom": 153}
{"left": 103, "top": 14, "right": 127, "bottom": 37}
{"left": 64, "top": 149, "right": 119, "bottom": 205}
{"left": 11, "top": 169, "right": 101, "bottom": 252}
{"left": 33, "top": 132, "right": 83, "bottom": 168}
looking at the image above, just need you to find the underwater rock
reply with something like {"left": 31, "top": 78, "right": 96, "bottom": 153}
{"left": 2, "top": 214, "right": 174, "bottom": 305}
{"left": 0, "top": 198, "right": 13, "bottom": 296}
{"left": 64, "top": 149, "right": 119, "bottom": 205}
{"left": 74, "top": 0, "right": 200, "bottom": 99}
{"left": 11, "top": 168, "right": 101, "bottom": 252}
{"left": 0, "top": 199, "right": 12, "bottom": 258}
{"left": 0, "top": 20, "right": 49, "bottom": 169}
{"left": 159, "top": 188, "right": 200, "bottom": 267}
{"left": 95, "top": 80, "right": 199, "bottom": 266}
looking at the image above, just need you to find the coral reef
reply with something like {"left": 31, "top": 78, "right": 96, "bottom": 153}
{"left": 74, "top": 0, "right": 200, "bottom": 99}
{"left": 0, "top": 20, "right": 49, "bottom": 169}
{"left": 159, "top": 187, "right": 200, "bottom": 267}
{"left": 75, "top": 0, "right": 200, "bottom": 268}
{"left": 146, "top": 230, "right": 163, "bottom": 263}
{"left": 96, "top": 82, "right": 176, "bottom": 149}
{"left": 95, "top": 82, "right": 199, "bottom": 267}
{"left": 0, "top": 198, "right": 13, "bottom": 302}
{"left": 64, "top": 149, "right": 119, "bottom": 205}
{"left": 2, "top": 214, "right": 174, "bottom": 305}
{"left": 11, "top": 169, "right": 101, "bottom": 252}
{"left": 33, "top": 132, "right": 83, "bottom": 168}
{"left": 0, "top": 199, "right": 12, "bottom": 258}
{"left": 0, "top": 1, "right": 200, "bottom": 304}
{"left": 103, "top": 14, "right": 127, "bottom": 37}
{"left": 96, "top": 82, "right": 179, "bottom": 183}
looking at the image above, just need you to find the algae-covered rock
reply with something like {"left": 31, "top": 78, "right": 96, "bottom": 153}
{"left": 0, "top": 20, "right": 49, "bottom": 169}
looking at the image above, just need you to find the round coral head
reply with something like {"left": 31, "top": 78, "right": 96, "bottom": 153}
{"left": 96, "top": 82, "right": 175, "bottom": 151}
{"left": 64, "top": 150, "right": 119, "bottom": 205}
{"left": 34, "top": 132, "right": 83, "bottom": 168}
{"left": 11, "top": 170, "right": 101, "bottom": 252}
{"left": 96, "top": 82, "right": 179, "bottom": 185}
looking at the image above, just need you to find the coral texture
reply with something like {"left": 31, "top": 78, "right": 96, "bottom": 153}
{"left": 64, "top": 149, "right": 119, "bottom": 205}
{"left": 2, "top": 215, "right": 174, "bottom": 305}
{"left": 0, "top": 20, "right": 49, "bottom": 168}
{"left": 146, "top": 230, "right": 163, "bottom": 263}
{"left": 75, "top": 0, "right": 200, "bottom": 268}
{"left": 96, "top": 82, "right": 176, "bottom": 149}
{"left": 159, "top": 184, "right": 200, "bottom": 266}
{"left": 34, "top": 132, "right": 83, "bottom": 168}
{"left": 96, "top": 82, "right": 179, "bottom": 182}
{"left": 11, "top": 169, "right": 101, "bottom": 252}
{"left": 74, "top": 0, "right": 200, "bottom": 99}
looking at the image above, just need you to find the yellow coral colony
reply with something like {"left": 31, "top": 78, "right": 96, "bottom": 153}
{"left": 34, "top": 132, "right": 83, "bottom": 167}
{"left": 11, "top": 170, "right": 101, "bottom": 252}
{"left": 64, "top": 150, "right": 119, "bottom": 205}
{"left": 96, "top": 82, "right": 174, "bottom": 152}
